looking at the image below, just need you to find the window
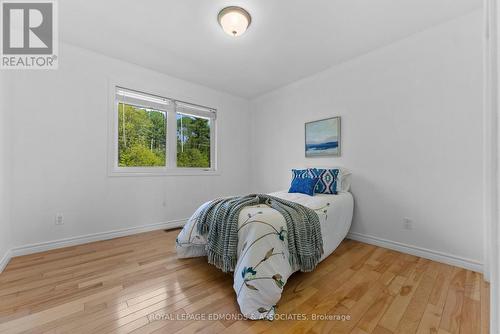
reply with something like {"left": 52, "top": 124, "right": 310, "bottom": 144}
{"left": 118, "top": 103, "right": 166, "bottom": 167}
{"left": 176, "top": 102, "right": 212, "bottom": 168}
{"left": 111, "top": 87, "right": 217, "bottom": 175}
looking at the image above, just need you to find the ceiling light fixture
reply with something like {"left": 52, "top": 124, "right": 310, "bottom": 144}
{"left": 217, "top": 6, "right": 251, "bottom": 37}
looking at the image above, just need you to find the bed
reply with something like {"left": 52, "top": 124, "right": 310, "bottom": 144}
{"left": 176, "top": 190, "right": 354, "bottom": 320}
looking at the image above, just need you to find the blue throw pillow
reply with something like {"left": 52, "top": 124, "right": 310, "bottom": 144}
{"left": 288, "top": 177, "right": 319, "bottom": 196}
{"left": 291, "top": 169, "right": 311, "bottom": 180}
{"left": 308, "top": 168, "right": 340, "bottom": 194}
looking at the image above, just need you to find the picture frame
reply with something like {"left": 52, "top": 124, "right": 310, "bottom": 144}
{"left": 305, "top": 116, "right": 341, "bottom": 157}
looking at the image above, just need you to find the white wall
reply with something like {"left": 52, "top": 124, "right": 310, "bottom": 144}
{"left": 251, "top": 11, "right": 484, "bottom": 264}
{"left": 3, "top": 10, "right": 485, "bottom": 272}
{"left": 8, "top": 43, "right": 251, "bottom": 248}
{"left": 0, "top": 73, "right": 12, "bottom": 266}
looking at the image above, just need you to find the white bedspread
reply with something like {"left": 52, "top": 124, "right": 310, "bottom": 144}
{"left": 176, "top": 191, "right": 353, "bottom": 319}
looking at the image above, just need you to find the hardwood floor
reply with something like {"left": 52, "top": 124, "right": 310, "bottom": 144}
{"left": 0, "top": 229, "right": 489, "bottom": 334}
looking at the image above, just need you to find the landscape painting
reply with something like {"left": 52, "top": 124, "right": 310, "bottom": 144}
{"left": 305, "top": 117, "right": 340, "bottom": 157}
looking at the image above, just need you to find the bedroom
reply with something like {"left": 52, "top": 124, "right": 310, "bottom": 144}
{"left": 0, "top": 0, "right": 498, "bottom": 333}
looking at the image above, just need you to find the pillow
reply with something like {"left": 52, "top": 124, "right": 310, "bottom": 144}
{"left": 324, "top": 167, "right": 351, "bottom": 192}
{"left": 337, "top": 169, "right": 352, "bottom": 192}
{"left": 288, "top": 177, "right": 319, "bottom": 196}
{"left": 291, "top": 169, "right": 311, "bottom": 180}
{"left": 308, "top": 168, "right": 340, "bottom": 194}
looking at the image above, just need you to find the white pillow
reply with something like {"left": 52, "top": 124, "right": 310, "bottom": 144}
{"left": 337, "top": 169, "right": 352, "bottom": 192}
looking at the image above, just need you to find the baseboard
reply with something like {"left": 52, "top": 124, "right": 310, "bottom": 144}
{"left": 2, "top": 224, "right": 482, "bottom": 275}
{"left": 9, "top": 219, "right": 188, "bottom": 258}
{"left": 0, "top": 248, "right": 12, "bottom": 273}
{"left": 347, "top": 232, "right": 483, "bottom": 273}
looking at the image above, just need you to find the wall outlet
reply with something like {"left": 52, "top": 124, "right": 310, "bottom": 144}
{"left": 403, "top": 217, "right": 413, "bottom": 230}
{"left": 55, "top": 213, "right": 64, "bottom": 225}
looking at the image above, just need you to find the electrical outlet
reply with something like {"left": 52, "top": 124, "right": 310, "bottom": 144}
{"left": 403, "top": 217, "right": 413, "bottom": 230}
{"left": 55, "top": 213, "right": 64, "bottom": 225}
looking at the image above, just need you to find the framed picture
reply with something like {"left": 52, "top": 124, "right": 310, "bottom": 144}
{"left": 305, "top": 116, "right": 341, "bottom": 157}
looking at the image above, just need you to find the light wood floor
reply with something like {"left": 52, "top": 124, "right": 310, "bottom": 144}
{"left": 0, "top": 229, "right": 489, "bottom": 334}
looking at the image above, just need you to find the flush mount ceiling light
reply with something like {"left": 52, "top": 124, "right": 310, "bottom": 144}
{"left": 217, "top": 6, "right": 251, "bottom": 37}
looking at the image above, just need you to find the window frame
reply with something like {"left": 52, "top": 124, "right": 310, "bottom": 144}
{"left": 108, "top": 83, "right": 218, "bottom": 177}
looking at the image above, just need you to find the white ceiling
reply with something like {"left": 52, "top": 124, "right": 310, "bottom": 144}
{"left": 60, "top": 0, "right": 481, "bottom": 98}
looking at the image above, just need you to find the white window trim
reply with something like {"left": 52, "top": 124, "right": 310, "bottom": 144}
{"left": 108, "top": 82, "right": 219, "bottom": 177}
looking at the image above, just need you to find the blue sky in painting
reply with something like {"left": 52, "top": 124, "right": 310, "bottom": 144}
{"left": 306, "top": 118, "right": 339, "bottom": 144}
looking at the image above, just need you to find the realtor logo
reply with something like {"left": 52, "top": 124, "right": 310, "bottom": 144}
{"left": 1, "top": 0, "right": 58, "bottom": 69}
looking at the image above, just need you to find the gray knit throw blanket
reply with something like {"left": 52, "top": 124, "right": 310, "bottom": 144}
{"left": 196, "top": 194, "right": 324, "bottom": 273}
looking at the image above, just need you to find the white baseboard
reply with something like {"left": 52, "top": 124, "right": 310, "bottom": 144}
{"left": 347, "top": 232, "right": 483, "bottom": 273}
{"left": 9, "top": 219, "right": 187, "bottom": 259}
{"left": 1, "top": 224, "right": 482, "bottom": 275}
{"left": 0, "top": 248, "right": 12, "bottom": 273}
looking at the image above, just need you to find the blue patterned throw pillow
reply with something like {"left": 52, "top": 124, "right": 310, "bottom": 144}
{"left": 288, "top": 177, "right": 319, "bottom": 196}
{"left": 308, "top": 168, "right": 340, "bottom": 194}
{"left": 291, "top": 169, "right": 311, "bottom": 180}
